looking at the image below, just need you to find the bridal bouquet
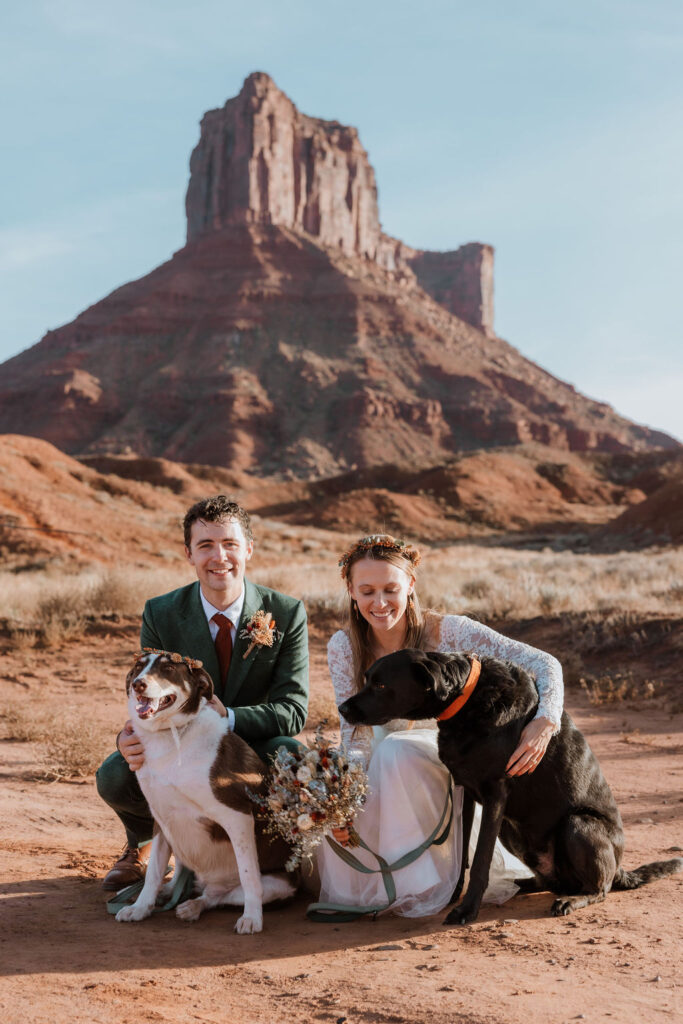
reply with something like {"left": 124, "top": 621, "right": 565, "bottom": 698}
{"left": 251, "top": 726, "right": 368, "bottom": 870}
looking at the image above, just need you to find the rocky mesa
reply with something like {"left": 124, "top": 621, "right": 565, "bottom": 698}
{"left": 0, "top": 72, "right": 677, "bottom": 476}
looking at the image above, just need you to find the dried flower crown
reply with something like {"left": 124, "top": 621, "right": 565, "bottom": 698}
{"left": 338, "top": 533, "right": 421, "bottom": 580}
{"left": 134, "top": 647, "right": 204, "bottom": 671}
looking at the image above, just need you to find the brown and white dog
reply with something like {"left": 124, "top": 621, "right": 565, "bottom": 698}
{"left": 115, "top": 650, "right": 294, "bottom": 933}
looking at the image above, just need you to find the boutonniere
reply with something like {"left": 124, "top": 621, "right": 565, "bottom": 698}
{"left": 239, "top": 610, "right": 282, "bottom": 659}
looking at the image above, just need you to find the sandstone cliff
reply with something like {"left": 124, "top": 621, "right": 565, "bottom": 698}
{"left": 0, "top": 73, "right": 677, "bottom": 475}
{"left": 185, "top": 72, "right": 494, "bottom": 335}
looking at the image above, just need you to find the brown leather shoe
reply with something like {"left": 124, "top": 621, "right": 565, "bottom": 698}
{"left": 101, "top": 845, "right": 146, "bottom": 891}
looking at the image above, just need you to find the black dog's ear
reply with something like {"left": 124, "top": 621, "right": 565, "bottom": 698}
{"left": 410, "top": 650, "right": 472, "bottom": 701}
{"left": 399, "top": 650, "right": 452, "bottom": 701}
{"left": 439, "top": 652, "right": 475, "bottom": 697}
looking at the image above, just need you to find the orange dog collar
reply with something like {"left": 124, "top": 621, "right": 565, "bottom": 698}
{"left": 437, "top": 656, "right": 481, "bottom": 721}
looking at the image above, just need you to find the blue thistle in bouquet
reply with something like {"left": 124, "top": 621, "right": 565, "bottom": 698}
{"left": 250, "top": 725, "right": 368, "bottom": 870}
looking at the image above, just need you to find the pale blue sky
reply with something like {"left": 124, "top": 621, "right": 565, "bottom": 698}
{"left": 2, "top": 1, "right": 682, "bottom": 440}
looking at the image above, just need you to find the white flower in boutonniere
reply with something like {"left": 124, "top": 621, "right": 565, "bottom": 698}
{"left": 239, "top": 610, "right": 282, "bottom": 660}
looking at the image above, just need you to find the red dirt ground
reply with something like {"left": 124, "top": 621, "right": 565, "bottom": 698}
{"left": 1, "top": 615, "right": 681, "bottom": 1024}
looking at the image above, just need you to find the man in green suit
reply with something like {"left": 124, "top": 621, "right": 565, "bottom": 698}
{"left": 96, "top": 495, "right": 309, "bottom": 890}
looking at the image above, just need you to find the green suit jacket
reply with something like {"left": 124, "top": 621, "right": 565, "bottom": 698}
{"left": 140, "top": 579, "right": 309, "bottom": 742}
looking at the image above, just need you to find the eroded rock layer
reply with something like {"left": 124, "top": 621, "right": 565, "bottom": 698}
{"left": 0, "top": 74, "right": 677, "bottom": 473}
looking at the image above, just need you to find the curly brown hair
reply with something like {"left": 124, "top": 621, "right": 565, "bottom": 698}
{"left": 183, "top": 495, "right": 253, "bottom": 548}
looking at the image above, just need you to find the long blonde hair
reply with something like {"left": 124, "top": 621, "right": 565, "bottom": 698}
{"left": 341, "top": 537, "right": 426, "bottom": 694}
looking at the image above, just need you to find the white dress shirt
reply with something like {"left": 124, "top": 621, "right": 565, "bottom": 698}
{"left": 199, "top": 585, "right": 245, "bottom": 731}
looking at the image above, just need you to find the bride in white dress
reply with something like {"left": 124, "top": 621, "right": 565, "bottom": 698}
{"left": 316, "top": 534, "right": 564, "bottom": 918}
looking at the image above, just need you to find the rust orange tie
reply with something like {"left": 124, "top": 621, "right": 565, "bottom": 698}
{"left": 212, "top": 612, "right": 233, "bottom": 683}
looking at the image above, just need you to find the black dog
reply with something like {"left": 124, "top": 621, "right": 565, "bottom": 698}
{"left": 338, "top": 649, "right": 682, "bottom": 924}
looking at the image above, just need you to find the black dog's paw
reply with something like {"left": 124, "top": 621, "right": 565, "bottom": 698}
{"left": 551, "top": 897, "right": 575, "bottom": 917}
{"left": 443, "top": 903, "right": 479, "bottom": 926}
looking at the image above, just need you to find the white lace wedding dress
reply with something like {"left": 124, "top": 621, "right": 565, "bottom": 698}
{"left": 317, "top": 614, "right": 564, "bottom": 917}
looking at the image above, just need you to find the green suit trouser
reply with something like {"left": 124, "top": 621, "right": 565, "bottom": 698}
{"left": 96, "top": 734, "right": 302, "bottom": 848}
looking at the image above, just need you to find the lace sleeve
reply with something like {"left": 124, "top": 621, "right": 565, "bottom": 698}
{"left": 438, "top": 615, "right": 564, "bottom": 731}
{"left": 327, "top": 631, "right": 373, "bottom": 767}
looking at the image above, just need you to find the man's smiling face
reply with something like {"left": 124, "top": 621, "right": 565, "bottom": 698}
{"left": 185, "top": 517, "right": 253, "bottom": 609}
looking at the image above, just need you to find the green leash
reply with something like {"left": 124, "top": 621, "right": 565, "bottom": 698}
{"left": 306, "top": 784, "right": 454, "bottom": 922}
{"left": 106, "top": 865, "right": 195, "bottom": 916}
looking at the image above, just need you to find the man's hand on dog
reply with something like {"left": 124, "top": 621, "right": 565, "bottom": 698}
{"left": 505, "top": 716, "right": 554, "bottom": 776}
{"left": 118, "top": 722, "right": 146, "bottom": 770}
{"left": 118, "top": 697, "right": 228, "bottom": 770}
{"left": 207, "top": 695, "right": 227, "bottom": 717}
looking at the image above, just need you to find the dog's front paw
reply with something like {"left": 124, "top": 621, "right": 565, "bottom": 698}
{"left": 551, "top": 896, "right": 577, "bottom": 916}
{"left": 235, "top": 913, "right": 263, "bottom": 934}
{"left": 115, "top": 902, "right": 153, "bottom": 923}
{"left": 443, "top": 902, "right": 479, "bottom": 926}
{"left": 176, "top": 897, "right": 204, "bottom": 922}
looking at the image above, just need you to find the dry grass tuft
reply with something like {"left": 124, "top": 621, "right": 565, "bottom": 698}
{"left": 2, "top": 546, "right": 682, "bottom": 632}
{"left": 1, "top": 705, "right": 49, "bottom": 743}
{"left": 1, "top": 566, "right": 191, "bottom": 644}
{"left": 306, "top": 690, "right": 340, "bottom": 731}
{"left": 1, "top": 704, "right": 110, "bottom": 781}
{"left": 39, "top": 715, "right": 110, "bottom": 782}
{"left": 417, "top": 545, "right": 683, "bottom": 621}
{"left": 580, "top": 674, "right": 658, "bottom": 706}
{"left": 5, "top": 625, "right": 39, "bottom": 650}
{"left": 37, "top": 593, "right": 88, "bottom": 645}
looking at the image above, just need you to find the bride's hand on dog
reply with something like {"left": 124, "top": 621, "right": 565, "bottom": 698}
{"left": 118, "top": 721, "right": 145, "bottom": 770}
{"left": 506, "top": 716, "right": 554, "bottom": 777}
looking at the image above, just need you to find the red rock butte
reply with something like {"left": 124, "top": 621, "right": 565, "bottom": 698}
{"left": 0, "top": 72, "right": 677, "bottom": 476}
{"left": 186, "top": 72, "right": 494, "bottom": 334}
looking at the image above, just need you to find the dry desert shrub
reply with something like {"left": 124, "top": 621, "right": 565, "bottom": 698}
{"left": 38, "top": 591, "right": 88, "bottom": 644}
{"left": 306, "top": 690, "right": 341, "bottom": 730}
{"left": 0, "top": 544, "right": 681, "bottom": 636}
{"left": 418, "top": 545, "right": 683, "bottom": 620}
{"left": 40, "top": 715, "right": 110, "bottom": 781}
{"left": 5, "top": 625, "right": 38, "bottom": 650}
{"left": 0, "top": 566, "right": 192, "bottom": 640}
{"left": 1, "top": 705, "right": 49, "bottom": 743}
{"left": 580, "top": 674, "right": 657, "bottom": 706}
{"left": 0, "top": 703, "right": 109, "bottom": 781}
{"left": 249, "top": 562, "right": 342, "bottom": 613}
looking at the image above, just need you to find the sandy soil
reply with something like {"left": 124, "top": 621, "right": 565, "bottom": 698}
{"left": 1, "top": 621, "right": 681, "bottom": 1024}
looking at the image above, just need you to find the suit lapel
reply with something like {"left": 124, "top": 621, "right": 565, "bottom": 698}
{"left": 179, "top": 582, "right": 221, "bottom": 686}
{"left": 222, "top": 579, "right": 262, "bottom": 706}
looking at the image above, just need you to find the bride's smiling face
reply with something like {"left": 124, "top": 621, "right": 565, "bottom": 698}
{"left": 348, "top": 557, "right": 414, "bottom": 636}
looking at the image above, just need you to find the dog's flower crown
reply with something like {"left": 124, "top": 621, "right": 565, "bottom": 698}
{"left": 338, "top": 534, "right": 421, "bottom": 580}
{"left": 134, "top": 647, "right": 204, "bottom": 671}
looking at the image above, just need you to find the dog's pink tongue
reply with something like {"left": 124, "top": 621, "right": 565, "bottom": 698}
{"left": 136, "top": 697, "right": 155, "bottom": 718}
